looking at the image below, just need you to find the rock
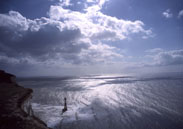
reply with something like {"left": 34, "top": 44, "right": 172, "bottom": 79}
{"left": 0, "top": 70, "right": 16, "bottom": 84}
{"left": 0, "top": 70, "right": 52, "bottom": 129}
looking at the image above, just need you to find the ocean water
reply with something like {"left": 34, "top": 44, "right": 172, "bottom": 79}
{"left": 17, "top": 74, "right": 183, "bottom": 129}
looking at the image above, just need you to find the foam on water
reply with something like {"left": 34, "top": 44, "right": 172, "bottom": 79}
{"left": 18, "top": 75, "right": 183, "bottom": 129}
{"left": 32, "top": 103, "right": 63, "bottom": 127}
{"left": 32, "top": 102, "right": 95, "bottom": 128}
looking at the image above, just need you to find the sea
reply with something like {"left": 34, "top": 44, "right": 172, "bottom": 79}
{"left": 17, "top": 73, "right": 183, "bottom": 129}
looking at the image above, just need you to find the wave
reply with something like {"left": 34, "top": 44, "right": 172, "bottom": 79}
{"left": 18, "top": 75, "right": 183, "bottom": 129}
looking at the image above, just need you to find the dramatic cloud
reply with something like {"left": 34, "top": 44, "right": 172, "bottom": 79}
{"left": 0, "top": 10, "right": 123, "bottom": 67}
{"left": 178, "top": 9, "right": 183, "bottom": 18}
{"left": 0, "top": 11, "right": 82, "bottom": 61}
{"left": 0, "top": 0, "right": 154, "bottom": 75}
{"left": 49, "top": 5, "right": 152, "bottom": 41}
{"left": 162, "top": 9, "right": 173, "bottom": 18}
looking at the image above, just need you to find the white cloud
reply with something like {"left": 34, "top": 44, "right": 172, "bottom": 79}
{"left": 0, "top": 10, "right": 122, "bottom": 67}
{"left": 178, "top": 9, "right": 183, "bottom": 18}
{"left": 146, "top": 49, "right": 183, "bottom": 66}
{"left": 85, "top": 0, "right": 108, "bottom": 11}
{"left": 145, "top": 48, "right": 164, "bottom": 53}
{"left": 0, "top": 11, "right": 29, "bottom": 31}
{"left": 87, "top": 0, "right": 95, "bottom": 3}
{"left": 155, "top": 50, "right": 183, "bottom": 65}
{"left": 49, "top": 5, "right": 152, "bottom": 41}
{"left": 162, "top": 9, "right": 173, "bottom": 18}
{"left": 59, "top": 0, "right": 72, "bottom": 7}
{"left": 0, "top": 1, "right": 153, "bottom": 75}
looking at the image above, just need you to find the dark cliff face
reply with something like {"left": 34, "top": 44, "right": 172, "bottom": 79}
{"left": 0, "top": 70, "right": 51, "bottom": 129}
{"left": 0, "top": 70, "right": 15, "bottom": 83}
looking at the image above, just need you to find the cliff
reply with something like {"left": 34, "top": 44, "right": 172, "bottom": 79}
{"left": 0, "top": 70, "right": 51, "bottom": 129}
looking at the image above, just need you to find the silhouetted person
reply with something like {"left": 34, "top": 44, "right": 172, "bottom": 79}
{"left": 62, "top": 97, "right": 67, "bottom": 114}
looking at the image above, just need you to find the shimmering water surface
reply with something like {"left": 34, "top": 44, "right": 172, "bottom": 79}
{"left": 18, "top": 75, "right": 183, "bottom": 129}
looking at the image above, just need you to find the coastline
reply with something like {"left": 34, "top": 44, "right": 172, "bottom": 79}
{"left": 0, "top": 70, "right": 51, "bottom": 129}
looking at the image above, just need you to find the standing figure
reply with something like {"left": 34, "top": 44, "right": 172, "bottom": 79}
{"left": 62, "top": 97, "right": 67, "bottom": 114}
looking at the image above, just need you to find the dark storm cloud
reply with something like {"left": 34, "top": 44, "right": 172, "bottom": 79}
{"left": 0, "top": 10, "right": 124, "bottom": 75}
{"left": 0, "top": 11, "right": 90, "bottom": 64}
{"left": 0, "top": 24, "right": 82, "bottom": 57}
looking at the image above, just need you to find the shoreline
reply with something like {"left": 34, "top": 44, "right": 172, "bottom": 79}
{"left": 0, "top": 70, "right": 51, "bottom": 129}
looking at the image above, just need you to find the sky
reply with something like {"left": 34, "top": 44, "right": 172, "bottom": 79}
{"left": 0, "top": 0, "right": 183, "bottom": 76}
